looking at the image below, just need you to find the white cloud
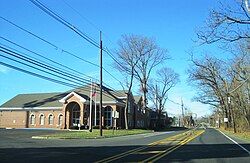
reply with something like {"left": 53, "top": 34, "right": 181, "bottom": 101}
{"left": 0, "top": 65, "right": 9, "bottom": 74}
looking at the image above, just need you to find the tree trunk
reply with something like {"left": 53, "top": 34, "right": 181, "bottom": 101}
{"left": 124, "top": 99, "right": 128, "bottom": 129}
{"left": 124, "top": 72, "right": 134, "bottom": 130}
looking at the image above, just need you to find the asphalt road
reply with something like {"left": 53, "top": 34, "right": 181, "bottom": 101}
{"left": 162, "top": 128, "right": 250, "bottom": 163}
{"left": 0, "top": 128, "right": 186, "bottom": 162}
{"left": 0, "top": 128, "right": 249, "bottom": 163}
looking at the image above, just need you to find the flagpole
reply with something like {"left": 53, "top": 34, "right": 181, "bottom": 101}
{"left": 89, "top": 78, "right": 93, "bottom": 132}
{"left": 94, "top": 81, "right": 97, "bottom": 126}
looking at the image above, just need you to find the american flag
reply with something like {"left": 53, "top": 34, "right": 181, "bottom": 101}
{"left": 92, "top": 83, "right": 96, "bottom": 97}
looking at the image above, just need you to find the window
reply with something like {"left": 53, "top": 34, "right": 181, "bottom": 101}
{"left": 128, "top": 102, "right": 131, "bottom": 113}
{"left": 48, "top": 114, "right": 54, "bottom": 125}
{"left": 58, "top": 114, "right": 63, "bottom": 126}
{"left": 104, "top": 106, "right": 112, "bottom": 127}
{"left": 138, "top": 104, "right": 142, "bottom": 112}
{"left": 40, "top": 114, "right": 45, "bottom": 125}
{"left": 72, "top": 107, "right": 80, "bottom": 126}
{"left": 30, "top": 114, "right": 35, "bottom": 125}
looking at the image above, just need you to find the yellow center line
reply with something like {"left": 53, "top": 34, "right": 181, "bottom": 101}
{"left": 136, "top": 150, "right": 165, "bottom": 154}
{"left": 94, "top": 129, "right": 194, "bottom": 163}
{"left": 146, "top": 130, "right": 205, "bottom": 163}
{"left": 139, "top": 140, "right": 186, "bottom": 163}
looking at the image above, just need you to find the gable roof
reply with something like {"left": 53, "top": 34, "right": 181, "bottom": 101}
{"left": 134, "top": 95, "right": 142, "bottom": 104}
{"left": 0, "top": 84, "right": 129, "bottom": 109}
{"left": 69, "top": 84, "right": 127, "bottom": 103}
{"left": 0, "top": 92, "right": 67, "bottom": 109}
{"left": 59, "top": 92, "right": 87, "bottom": 103}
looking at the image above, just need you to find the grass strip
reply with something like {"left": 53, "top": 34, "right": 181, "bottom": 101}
{"left": 37, "top": 129, "right": 152, "bottom": 139}
{"left": 219, "top": 128, "right": 250, "bottom": 141}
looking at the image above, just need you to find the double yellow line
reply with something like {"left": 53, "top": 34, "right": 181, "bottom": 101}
{"left": 142, "top": 130, "right": 205, "bottom": 163}
{"left": 95, "top": 129, "right": 204, "bottom": 163}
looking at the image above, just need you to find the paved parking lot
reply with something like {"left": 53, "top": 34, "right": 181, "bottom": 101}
{"left": 0, "top": 128, "right": 68, "bottom": 137}
{"left": 0, "top": 128, "right": 179, "bottom": 163}
{"left": 0, "top": 129, "right": 96, "bottom": 162}
{"left": 0, "top": 128, "right": 84, "bottom": 148}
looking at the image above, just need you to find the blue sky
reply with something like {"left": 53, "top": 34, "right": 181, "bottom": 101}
{"left": 0, "top": 0, "right": 229, "bottom": 117}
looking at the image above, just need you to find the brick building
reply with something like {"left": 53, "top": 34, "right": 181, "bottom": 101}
{"left": 0, "top": 84, "right": 149, "bottom": 129}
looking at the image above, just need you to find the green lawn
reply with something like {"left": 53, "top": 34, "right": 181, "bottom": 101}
{"left": 38, "top": 129, "right": 152, "bottom": 139}
{"left": 219, "top": 128, "right": 250, "bottom": 141}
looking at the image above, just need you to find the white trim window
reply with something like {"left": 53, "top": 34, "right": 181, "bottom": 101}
{"left": 72, "top": 106, "right": 80, "bottom": 126}
{"left": 58, "top": 114, "right": 63, "bottom": 126}
{"left": 40, "top": 114, "right": 45, "bottom": 125}
{"left": 30, "top": 114, "right": 36, "bottom": 125}
{"left": 104, "top": 106, "right": 112, "bottom": 127}
{"left": 48, "top": 114, "right": 54, "bottom": 125}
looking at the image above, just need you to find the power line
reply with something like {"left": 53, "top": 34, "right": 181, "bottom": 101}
{"left": 0, "top": 17, "right": 122, "bottom": 89}
{"left": 0, "top": 37, "right": 91, "bottom": 81}
{"left": 29, "top": 0, "right": 127, "bottom": 88}
{"left": 103, "top": 48, "right": 128, "bottom": 72}
{"left": 0, "top": 17, "right": 100, "bottom": 69}
{"left": 56, "top": 1, "right": 127, "bottom": 73}
{"left": 0, "top": 45, "right": 125, "bottom": 98}
{"left": 0, "top": 60, "right": 124, "bottom": 100}
{"left": 0, "top": 45, "right": 90, "bottom": 84}
{"left": 0, "top": 16, "right": 57, "bottom": 49}
{"left": 0, "top": 47, "right": 88, "bottom": 86}
{"left": 0, "top": 61, "right": 80, "bottom": 88}
{"left": 0, "top": 60, "right": 126, "bottom": 100}
{"left": 167, "top": 98, "right": 182, "bottom": 106}
{"left": 2, "top": 2, "right": 127, "bottom": 94}
{"left": 60, "top": 0, "right": 127, "bottom": 91}
{"left": 1, "top": 36, "right": 124, "bottom": 97}
{"left": 61, "top": 0, "right": 101, "bottom": 32}
{"left": 30, "top": 0, "right": 99, "bottom": 48}
{"left": 0, "top": 38, "right": 92, "bottom": 83}
{"left": 0, "top": 17, "right": 115, "bottom": 88}
{"left": 1, "top": 36, "right": 123, "bottom": 95}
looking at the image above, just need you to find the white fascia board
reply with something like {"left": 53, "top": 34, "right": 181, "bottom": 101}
{"left": 117, "top": 96, "right": 127, "bottom": 100}
{"left": 88, "top": 101, "right": 125, "bottom": 107}
{"left": 59, "top": 91, "right": 86, "bottom": 103}
{"left": 0, "top": 107, "right": 62, "bottom": 111}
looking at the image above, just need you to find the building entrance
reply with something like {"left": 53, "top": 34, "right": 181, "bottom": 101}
{"left": 65, "top": 102, "right": 81, "bottom": 128}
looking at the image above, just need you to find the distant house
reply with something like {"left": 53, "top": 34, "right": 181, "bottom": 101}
{"left": 0, "top": 84, "right": 149, "bottom": 129}
{"left": 150, "top": 110, "right": 169, "bottom": 129}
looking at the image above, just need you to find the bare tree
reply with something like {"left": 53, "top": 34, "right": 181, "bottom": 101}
{"left": 187, "top": 54, "right": 231, "bottom": 128}
{"left": 193, "top": 0, "right": 250, "bottom": 131}
{"left": 114, "top": 35, "right": 169, "bottom": 129}
{"left": 228, "top": 41, "right": 250, "bottom": 130}
{"left": 148, "top": 67, "right": 180, "bottom": 129}
{"left": 196, "top": 0, "right": 250, "bottom": 45}
{"left": 114, "top": 35, "right": 141, "bottom": 129}
{"left": 131, "top": 35, "right": 170, "bottom": 111}
{"left": 188, "top": 48, "right": 250, "bottom": 131}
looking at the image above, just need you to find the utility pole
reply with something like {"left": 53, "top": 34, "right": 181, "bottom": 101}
{"left": 100, "top": 31, "right": 103, "bottom": 136}
{"left": 181, "top": 98, "right": 184, "bottom": 127}
{"left": 155, "top": 84, "right": 158, "bottom": 129}
{"left": 89, "top": 78, "right": 93, "bottom": 132}
{"left": 155, "top": 84, "right": 158, "bottom": 110}
{"left": 94, "top": 80, "right": 97, "bottom": 126}
{"left": 228, "top": 95, "right": 237, "bottom": 133}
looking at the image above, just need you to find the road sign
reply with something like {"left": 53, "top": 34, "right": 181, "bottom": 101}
{"left": 112, "top": 111, "right": 119, "bottom": 119}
